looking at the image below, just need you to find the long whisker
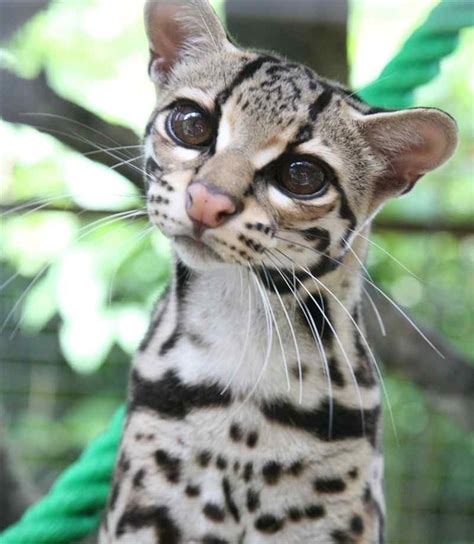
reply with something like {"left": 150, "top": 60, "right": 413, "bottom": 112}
{"left": 22, "top": 113, "right": 135, "bottom": 157}
{"left": 106, "top": 224, "right": 155, "bottom": 306}
{"left": 264, "top": 263, "right": 304, "bottom": 403}
{"left": 348, "top": 227, "right": 420, "bottom": 281}
{"left": 296, "top": 259, "right": 398, "bottom": 443}
{"left": 26, "top": 124, "right": 150, "bottom": 182}
{"left": 342, "top": 240, "right": 386, "bottom": 336}
{"left": 362, "top": 285, "right": 387, "bottom": 337}
{"left": 1, "top": 209, "right": 147, "bottom": 334}
{"left": 264, "top": 250, "right": 334, "bottom": 435}
{"left": 240, "top": 263, "right": 274, "bottom": 403}
{"left": 261, "top": 264, "right": 290, "bottom": 392}
{"left": 275, "top": 233, "right": 443, "bottom": 357}
{"left": 1, "top": 191, "right": 144, "bottom": 218}
{"left": 83, "top": 145, "right": 143, "bottom": 157}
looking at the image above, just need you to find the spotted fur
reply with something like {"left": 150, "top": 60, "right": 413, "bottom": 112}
{"left": 100, "top": 1, "right": 457, "bottom": 543}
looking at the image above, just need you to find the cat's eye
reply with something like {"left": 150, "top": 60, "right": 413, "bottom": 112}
{"left": 167, "top": 103, "right": 214, "bottom": 148}
{"left": 278, "top": 156, "right": 330, "bottom": 198}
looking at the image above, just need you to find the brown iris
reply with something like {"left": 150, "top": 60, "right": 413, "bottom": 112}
{"left": 167, "top": 103, "right": 214, "bottom": 148}
{"left": 278, "top": 156, "right": 329, "bottom": 198}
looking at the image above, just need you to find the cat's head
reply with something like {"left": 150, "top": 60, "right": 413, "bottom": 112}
{"left": 143, "top": 0, "right": 457, "bottom": 277}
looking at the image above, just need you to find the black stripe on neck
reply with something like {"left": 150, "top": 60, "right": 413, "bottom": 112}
{"left": 261, "top": 397, "right": 380, "bottom": 446}
{"left": 129, "top": 369, "right": 232, "bottom": 419}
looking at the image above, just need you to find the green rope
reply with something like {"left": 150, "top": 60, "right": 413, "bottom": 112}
{"left": 0, "top": 408, "right": 124, "bottom": 544}
{"left": 1, "top": 1, "right": 472, "bottom": 543}
{"left": 359, "top": 0, "right": 474, "bottom": 108}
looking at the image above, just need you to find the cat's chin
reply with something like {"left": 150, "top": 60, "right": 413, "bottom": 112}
{"left": 172, "top": 235, "right": 228, "bottom": 271}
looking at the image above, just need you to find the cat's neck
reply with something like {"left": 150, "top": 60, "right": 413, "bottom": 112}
{"left": 136, "top": 235, "right": 371, "bottom": 401}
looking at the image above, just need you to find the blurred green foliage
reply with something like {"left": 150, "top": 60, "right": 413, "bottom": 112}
{"left": 0, "top": 0, "right": 473, "bottom": 541}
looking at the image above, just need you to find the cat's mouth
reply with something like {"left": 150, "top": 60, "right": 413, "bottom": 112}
{"left": 173, "top": 234, "right": 224, "bottom": 265}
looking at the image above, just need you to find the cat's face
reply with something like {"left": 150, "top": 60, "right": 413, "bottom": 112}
{"left": 143, "top": 0, "right": 457, "bottom": 275}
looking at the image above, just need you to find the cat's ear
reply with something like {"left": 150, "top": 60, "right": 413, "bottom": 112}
{"left": 144, "top": 0, "right": 232, "bottom": 82}
{"left": 356, "top": 108, "right": 458, "bottom": 201}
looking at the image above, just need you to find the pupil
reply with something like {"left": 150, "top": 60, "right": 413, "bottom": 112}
{"left": 290, "top": 162, "right": 318, "bottom": 185}
{"left": 183, "top": 112, "right": 206, "bottom": 138}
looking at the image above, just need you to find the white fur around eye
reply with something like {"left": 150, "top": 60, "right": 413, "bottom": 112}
{"left": 215, "top": 115, "right": 233, "bottom": 152}
{"left": 269, "top": 184, "right": 336, "bottom": 207}
{"left": 172, "top": 147, "right": 201, "bottom": 161}
{"left": 268, "top": 185, "right": 294, "bottom": 208}
{"left": 176, "top": 88, "right": 216, "bottom": 110}
{"left": 297, "top": 138, "right": 344, "bottom": 173}
{"left": 252, "top": 143, "right": 287, "bottom": 170}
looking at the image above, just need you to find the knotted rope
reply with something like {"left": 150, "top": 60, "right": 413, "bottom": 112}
{"left": 1, "top": 1, "right": 472, "bottom": 542}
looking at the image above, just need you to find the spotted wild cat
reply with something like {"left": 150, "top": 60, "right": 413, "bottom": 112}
{"left": 100, "top": 1, "right": 458, "bottom": 542}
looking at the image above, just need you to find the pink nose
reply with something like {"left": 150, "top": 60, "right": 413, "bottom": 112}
{"left": 186, "top": 182, "right": 237, "bottom": 230}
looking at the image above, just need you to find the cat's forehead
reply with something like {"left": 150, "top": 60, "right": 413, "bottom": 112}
{"left": 160, "top": 53, "right": 348, "bottom": 147}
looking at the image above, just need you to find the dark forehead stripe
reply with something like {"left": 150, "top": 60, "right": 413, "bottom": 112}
{"left": 129, "top": 369, "right": 231, "bottom": 419}
{"left": 217, "top": 55, "right": 280, "bottom": 106}
{"left": 261, "top": 397, "right": 380, "bottom": 445}
{"left": 309, "top": 88, "right": 333, "bottom": 122}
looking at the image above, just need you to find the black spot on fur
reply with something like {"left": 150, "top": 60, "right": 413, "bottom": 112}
{"left": 203, "top": 503, "right": 226, "bottom": 522}
{"left": 233, "top": 461, "right": 240, "bottom": 473}
{"left": 116, "top": 506, "right": 180, "bottom": 543}
{"left": 363, "top": 485, "right": 372, "bottom": 503}
{"left": 246, "top": 488, "right": 260, "bottom": 512}
{"left": 109, "top": 481, "right": 120, "bottom": 510}
{"left": 300, "top": 292, "right": 330, "bottom": 343}
{"left": 246, "top": 431, "right": 259, "bottom": 448}
{"left": 197, "top": 450, "right": 212, "bottom": 467}
{"left": 243, "top": 462, "right": 253, "bottom": 482}
{"left": 175, "top": 258, "right": 192, "bottom": 302}
{"left": 301, "top": 226, "right": 331, "bottom": 252}
{"left": 351, "top": 515, "right": 364, "bottom": 534}
{"left": 291, "top": 363, "right": 308, "bottom": 380}
{"left": 202, "top": 536, "right": 229, "bottom": 544}
{"left": 305, "top": 504, "right": 325, "bottom": 519}
{"left": 288, "top": 460, "right": 304, "bottom": 476}
{"left": 222, "top": 477, "right": 240, "bottom": 522}
{"left": 255, "top": 514, "right": 285, "bottom": 534}
{"left": 139, "top": 286, "right": 170, "bottom": 351}
{"left": 130, "top": 369, "right": 232, "bottom": 419}
{"left": 159, "top": 326, "right": 181, "bottom": 356}
{"left": 132, "top": 468, "right": 146, "bottom": 488}
{"left": 118, "top": 452, "right": 130, "bottom": 473}
{"left": 262, "top": 461, "right": 282, "bottom": 485}
{"left": 261, "top": 397, "right": 380, "bottom": 445}
{"left": 185, "top": 483, "right": 200, "bottom": 497}
{"left": 331, "top": 529, "right": 356, "bottom": 544}
{"left": 352, "top": 307, "right": 376, "bottom": 387}
{"left": 155, "top": 450, "right": 181, "bottom": 483}
{"left": 229, "top": 423, "right": 243, "bottom": 442}
{"left": 288, "top": 507, "right": 303, "bottom": 522}
{"left": 216, "top": 455, "right": 228, "bottom": 470}
{"left": 314, "top": 477, "right": 346, "bottom": 494}
{"left": 348, "top": 467, "right": 359, "bottom": 480}
{"left": 328, "top": 355, "right": 346, "bottom": 387}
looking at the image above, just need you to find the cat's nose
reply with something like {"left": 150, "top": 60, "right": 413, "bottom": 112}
{"left": 185, "top": 181, "right": 237, "bottom": 231}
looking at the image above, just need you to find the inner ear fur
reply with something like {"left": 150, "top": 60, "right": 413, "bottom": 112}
{"left": 356, "top": 108, "right": 458, "bottom": 197}
{"left": 144, "top": 0, "right": 231, "bottom": 82}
